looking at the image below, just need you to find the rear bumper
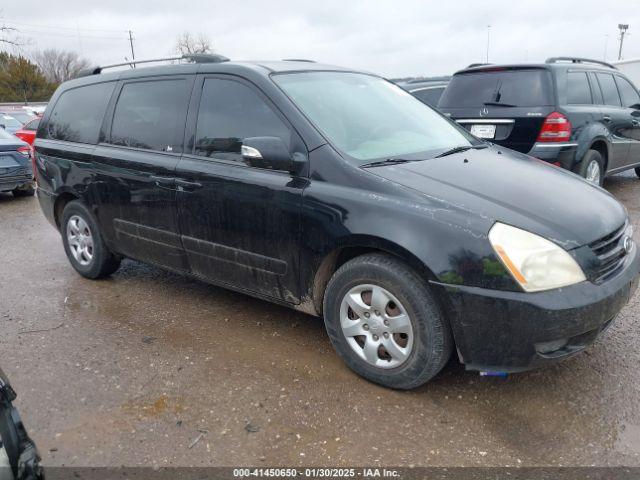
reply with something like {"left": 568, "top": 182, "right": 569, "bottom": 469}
{"left": 432, "top": 245, "right": 639, "bottom": 373}
{"left": 528, "top": 142, "right": 578, "bottom": 169}
{"left": 0, "top": 175, "right": 33, "bottom": 192}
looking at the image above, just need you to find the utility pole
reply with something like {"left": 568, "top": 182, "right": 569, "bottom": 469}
{"left": 128, "top": 30, "right": 136, "bottom": 67}
{"left": 618, "top": 24, "right": 629, "bottom": 60}
{"left": 486, "top": 25, "right": 491, "bottom": 63}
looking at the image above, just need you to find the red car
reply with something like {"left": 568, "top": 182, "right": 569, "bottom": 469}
{"left": 13, "top": 118, "right": 40, "bottom": 145}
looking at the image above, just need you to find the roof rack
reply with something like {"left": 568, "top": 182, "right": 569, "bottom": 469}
{"left": 77, "top": 53, "right": 230, "bottom": 77}
{"left": 467, "top": 63, "right": 492, "bottom": 68}
{"left": 282, "top": 58, "right": 316, "bottom": 63}
{"left": 545, "top": 57, "right": 616, "bottom": 69}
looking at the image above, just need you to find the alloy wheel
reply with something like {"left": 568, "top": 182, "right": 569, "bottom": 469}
{"left": 66, "top": 215, "right": 94, "bottom": 266}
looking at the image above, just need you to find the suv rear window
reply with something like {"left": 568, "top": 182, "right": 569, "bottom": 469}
{"left": 439, "top": 69, "right": 554, "bottom": 108}
{"left": 46, "top": 82, "right": 115, "bottom": 144}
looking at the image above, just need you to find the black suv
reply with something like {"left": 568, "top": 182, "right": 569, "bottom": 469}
{"left": 395, "top": 76, "right": 451, "bottom": 108}
{"left": 34, "top": 55, "right": 639, "bottom": 389}
{"left": 438, "top": 57, "right": 640, "bottom": 185}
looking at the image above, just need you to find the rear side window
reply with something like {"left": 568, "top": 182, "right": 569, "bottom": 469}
{"left": 24, "top": 118, "right": 40, "bottom": 131}
{"left": 614, "top": 76, "right": 640, "bottom": 108}
{"left": 110, "top": 79, "right": 189, "bottom": 152}
{"left": 439, "top": 69, "right": 554, "bottom": 108}
{"left": 566, "top": 72, "right": 592, "bottom": 104}
{"left": 596, "top": 74, "right": 622, "bottom": 107}
{"left": 412, "top": 87, "right": 445, "bottom": 107}
{"left": 46, "top": 82, "right": 115, "bottom": 144}
{"left": 194, "top": 78, "right": 291, "bottom": 162}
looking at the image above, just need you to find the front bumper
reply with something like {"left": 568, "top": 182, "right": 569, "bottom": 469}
{"left": 528, "top": 142, "right": 579, "bottom": 170}
{"left": 432, "top": 245, "right": 639, "bottom": 373}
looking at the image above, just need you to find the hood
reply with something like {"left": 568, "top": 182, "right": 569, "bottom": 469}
{"left": 366, "top": 146, "right": 626, "bottom": 249}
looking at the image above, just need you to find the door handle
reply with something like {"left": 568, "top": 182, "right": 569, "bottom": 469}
{"left": 602, "top": 116, "right": 612, "bottom": 123}
{"left": 633, "top": 120, "right": 640, "bottom": 127}
{"left": 149, "top": 175, "right": 174, "bottom": 187}
{"left": 175, "top": 178, "right": 203, "bottom": 191}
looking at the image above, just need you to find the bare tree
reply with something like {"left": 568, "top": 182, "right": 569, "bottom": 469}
{"left": 175, "top": 32, "right": 213, "bottom": 55}
{"left": 32, "top": 49, "right": 91, "bottom": 83}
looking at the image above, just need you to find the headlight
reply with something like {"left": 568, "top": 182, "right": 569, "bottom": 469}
{"left": 488, "top": 222, "right": 586, "bottom": 292}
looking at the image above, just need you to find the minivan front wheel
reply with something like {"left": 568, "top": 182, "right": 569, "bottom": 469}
{"left": 323, "top": 253, "right": 452, "bottom": 389}
{"left": 61, "top": 201, "right": 121, "bottom": 279}
{"left": 573, "top": 150, "right": 604, "bottom": 186}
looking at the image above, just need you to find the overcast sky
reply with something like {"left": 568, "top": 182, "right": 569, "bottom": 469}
{"left": 2, "top": 0, "right": 639, "bottom": 78}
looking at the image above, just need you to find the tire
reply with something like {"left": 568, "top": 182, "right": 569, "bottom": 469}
{"left": 12, "top": 185, "right": 35, "bottom": 197}
{"left": 634, "top": 167, "right": 640, "bottom": 179}
{"left": 323, "top": 253, "right": 452, "bottom": 389}
{"left": 573, "top": 149, "right": 604, "bottom": 186}
{"left": 61, "top": 200, "right": 121, "bottom": 279}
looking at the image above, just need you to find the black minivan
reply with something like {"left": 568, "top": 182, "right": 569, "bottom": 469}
{"left": 34, "top": 55, "right": 639, "bottom": 389}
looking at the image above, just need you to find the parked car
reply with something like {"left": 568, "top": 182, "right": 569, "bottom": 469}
{"left": 438, "top": 57, "right": 640, "bottom": 185}
{"left": 13, "top": 118, "right": 40, "bottom": 146}
{"left": 0, "top": 129, "right": 35, "bottom": 197}
{"left": 396, "top": 76, "right": 450, "bottom": 108}
{"left": 0, "top": 115, "right": 23, "bottom": 135}
{"left": 34, "top": 55, "right": 639, "bottom": 389}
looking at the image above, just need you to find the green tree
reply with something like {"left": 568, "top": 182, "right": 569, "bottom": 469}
{"left": 0, "top": 52, "right": 56, "bottom": 103}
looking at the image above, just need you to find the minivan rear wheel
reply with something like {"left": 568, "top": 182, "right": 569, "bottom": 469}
{"left": 573, "top": 150, "right": 604, "bottom": 186}
{"left": 61, "top": 201, "right": 121, "bottom": 279}
{"left": 323, "top": 253, "right": 452, "bottom": 389}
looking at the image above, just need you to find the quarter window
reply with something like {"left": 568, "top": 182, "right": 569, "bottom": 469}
{"left": 596, "top": 74, "right": 622, "bottom": 107}
{"left": 194, "top": 78, "right": 291, "bottom": 162}
{"left": 614, "top": 76, "right": 640, "bottom": 108}
{"left": 110, "top": 79, "right": 189, "bottom": 152}
{"left": 46, "top": 82, "right": 115, "bottom": 144}
{"left": 566, "top": 72, "right": 592, "bottom": 104}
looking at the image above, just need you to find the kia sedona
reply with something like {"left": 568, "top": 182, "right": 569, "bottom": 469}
{"left": 34, "top": 55, "right": 639, "bottom": 389}
{"left": 438, "top": 57, "right": 640, "bottom": 185}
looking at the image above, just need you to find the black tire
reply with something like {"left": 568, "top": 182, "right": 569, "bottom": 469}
{"left": 12, "top": 185, "right": 35, "bottom": 197}
{"left": 634, "top": 167, "right": 640, "bottom": 179}
{"left": 61, "top": 200, "right": 121, "bottom": 279}
{"left": 572, "top": 149, "right": 604, "bottom": 186}
{"left": 323, "top": 253, "right": 452, "bottom": 389}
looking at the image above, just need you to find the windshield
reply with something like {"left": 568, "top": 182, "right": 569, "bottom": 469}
{"left": 439, "top": 69, "right": 554, "bottom": 108}
{"left": 273, "top": 72, "right": 476, "bottom": 163}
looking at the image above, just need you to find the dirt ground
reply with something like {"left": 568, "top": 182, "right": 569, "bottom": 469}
{"left": 1, "top": 173, "right": 640, "bottom": 468}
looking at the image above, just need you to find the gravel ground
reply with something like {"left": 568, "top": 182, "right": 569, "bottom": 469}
{"left": 1, "top": 172, "right": 639, "bottom": 467}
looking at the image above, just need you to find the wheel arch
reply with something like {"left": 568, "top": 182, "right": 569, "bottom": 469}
{"left": 308, "top": 235, "right": 439, "bottom": 317}
{"left": 53, "top": 190, "right": 81, "bottom": 229}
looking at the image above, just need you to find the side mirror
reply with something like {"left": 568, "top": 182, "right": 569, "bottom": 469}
{"left": 242, "top": 136, "right": 303, "bottom": 173}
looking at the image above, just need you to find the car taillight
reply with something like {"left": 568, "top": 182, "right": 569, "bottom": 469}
{"left": 18, "top": 146, "right": 37, "bottom": 183}
{"left": 537, "top": 112, "right": 572, "bottom": 142}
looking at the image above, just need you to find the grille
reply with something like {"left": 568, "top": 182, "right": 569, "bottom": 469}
{"left": 589, "top": 222, "right": 628, "bottom": 283}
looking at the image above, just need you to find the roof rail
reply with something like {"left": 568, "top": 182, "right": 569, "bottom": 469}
{"left": 282, "top": 58, "right": 316, "bottom": 63}
{"left": 77, "top": 53, "right": 230, "bottom": 77}
{"left": 545, "top": 57, "right": 616, "bottom": 69}
{"left": 467, "top": 63, "right": 492, "bottom": 68}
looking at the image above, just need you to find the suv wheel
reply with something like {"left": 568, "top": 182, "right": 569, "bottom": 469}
{"left": 61, "top": 201, "right": 121, "bottom": 279}
{"left": 573, "top": 150, "right": 604, "bottom": 186}
{"left": 323, "top": 253, "right": 452, "bottom": 389}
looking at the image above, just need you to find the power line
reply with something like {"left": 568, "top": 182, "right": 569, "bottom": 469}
{"left": 5, "top": 28, "right": 126, "bottom": 40}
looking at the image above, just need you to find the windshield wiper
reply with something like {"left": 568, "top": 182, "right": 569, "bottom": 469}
{"left": 483, "top": 101, "right": 517, "bottom": 107}
{"left": 435, "top": 144, "right": 488, "bottom": 158}
{"left": 360, "top": 158, "right": 413, "bottom": 168}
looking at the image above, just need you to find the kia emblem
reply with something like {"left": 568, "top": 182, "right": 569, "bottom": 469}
{"left": 623, "top": 235, "right": 634, "bottom": 255}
